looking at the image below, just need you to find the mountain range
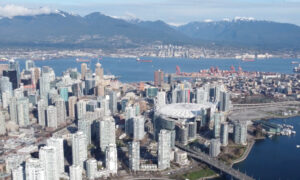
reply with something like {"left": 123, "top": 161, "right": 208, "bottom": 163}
{"left": 0, "top": 10, "right": 300, "bottom": 50}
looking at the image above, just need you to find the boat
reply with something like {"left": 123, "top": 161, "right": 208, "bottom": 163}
{"left": 296, "top": 145, "right": 300, "bottom": 148}
{"left": 291, "top": 61, "right": 299, "bottom": 64}
{"left": 294, "top": 65, "right": 300, "bottom": 73}
{"left": 136, "top": 57, "right": 152, "bottom": 63}
{"left": 0, "top": 57, "right": 8, "bottom": 62}
{"left": 242, "top": 58, "right": 255, "bottom": 62}
{"left": 76, "top": 58, "right": 90, "bottom": 63}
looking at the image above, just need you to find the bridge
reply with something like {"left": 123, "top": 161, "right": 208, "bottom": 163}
{"left": 175, "top": 143, "right": 255, "bottom": 180}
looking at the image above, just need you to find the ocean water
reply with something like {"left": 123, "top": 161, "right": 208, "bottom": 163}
{"left": 14, "top": 57, "right": 298, "bottom": 82}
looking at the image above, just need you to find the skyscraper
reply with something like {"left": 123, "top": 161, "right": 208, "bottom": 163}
{"left": 55, "top": 97, "right": 66, "bottom": 125}
{"left": 39, "top": 146, "right": 59, "bottom": 180}
{"left": 17, "top": 97, "right": 30, "bottom": 127}
{"left": 100, "top": 116, "right": 116, "bottom": 152}
{"left": 196, "top": 87, "right": 209, "bottom": 104}
{"left": 105, "top": 143, "right": 118, "bottom": 174}
{"left": 69, "top": 165, "right": 82, "bottom": 180}
{"left": 209, "top": 139, "right": 221, "bottom": 157}
{"left": 46, "top": 106, "right": 58, "bottom": 129}
{"left": 72, "top": 131, "right": 87, "bottom": 168}
{"left": 78, "top": 119, "right": 92, "bottom": 144}
{"left": 154, "top": 69, "right": 164, "bottom": 87}
{"left": 68, "top": 96, "right": 77, "bottom": 119}
{"left": 158, "top": 129, "right": 171, "bottom": 170}
{"left": 12, "top": 166, "right": 24, "bottom": 180}
{"left": 37, "top": 99, "right": 47, "bottom": 127}
{"left": 86, "top": 159, "right": 97, "bottom": 180}
{"left": 129, "top": 141, "right": 140, "bottom": 171}
{"left": 156, "top": 91, "right": 166, "bottom": 107}
{"left": 213, "top": 113, "right": 221, "bottom": 138}
{"left": 109, "top": 91, "right": 117, "bottom": 114}
{"left": 76, "top": 100, "right": 86, "bottom": 120}
{"left": 220, "top": 122, "right": 229, "bottom": 146}
{"left": 0, "top": 111, "right": 6, "bottom": 135}
{"left": 133, "top": 116, "right": 145, "bottom": 141}
{"left": 39, "top": 73, "right": 50, "bottom": 101}
{"left": 219, "top": 91, "right": 231, "bottom": 112}
{"left": 59, "top": 87, "right": 69, "bottom": 102}
{"left": 233, "top": 121, "right": 248, "bottom": 145}
{"left": 95, "top": 63, "right": 104, "bottom": 80}
{"left": 25, "top": 60, "right": 35, "bottom": 70}
{"left": 9, "top": 97, "right": 18, "bottom": 123}
{"left": 125, "top": 106, "right": 135, "bottom": 136}
{"left": 46, "top": 137, "right": 65, "bottom": 174}
{"left": 25, "top": 158, "right": 45, "bottom": 180}
{"left": 81, "top": 63, "right": 87, "bottom": 80}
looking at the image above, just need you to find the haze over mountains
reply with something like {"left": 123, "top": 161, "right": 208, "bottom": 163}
{"left": 0, "top": 10, "right": 300, "bottom": 50}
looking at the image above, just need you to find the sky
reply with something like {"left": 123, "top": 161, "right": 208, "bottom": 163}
{"left": 0, "top": 0, "right": 300, "bottom": 25}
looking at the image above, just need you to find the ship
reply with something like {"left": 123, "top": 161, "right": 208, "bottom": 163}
{"left": 0, "top": 57, "right": 8, "bottom": 62}
{"left": 242, "top": 58, "right": 255, "bottom": 62}
{"left": 291, "top": 61, "right": 299, "bottom": 64}
{"left": 136, "top": 57, "right": 152, "bottom": 63}
{"left": 76, "top": 58, "right": 90, "bottom": 62}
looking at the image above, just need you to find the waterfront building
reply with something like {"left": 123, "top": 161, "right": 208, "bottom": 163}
{"left": 68, "top": 96, "right": 77, "bottom": 119}
{"left": 25, "top": 158, "right": 45, "bottom": 180}
{"left": 234, "top": 121, "right": 248, "bottom": 145}
{"left": 37, "top": 99, "right": 47, "bottom": 127}
{"left": 105, "top": 143, "right": 118, "bottom": 174}
{"left": 76, "top": 100, "right": 87, "bottom": 120}
{"left": 47, "top": 137, "right": 65, "bottom": 174}
{"left": 158, "top": 129, "right": 171, "bottom": 170}
{"left": 72, "top": 131, "right": 88, "bottom": 168}
{"left": 220, "top": 122, "right": 229, "bottom": 146}
{"left": 39, "top": 146, "right": 59, "bottom": 180}
{"left": 17, "top": 97, "right": 29, "bottom": 127}
{"left": 86, "top": 159, "right": 97, "bottom": 180}
{"left": 46, "top": 106, "right": 58, "bottom": 129}
{"left": 209, "top": 138, "right": 221, "bottom": 157}
{"left": 154, "top": 69, "right": 164, "bottom": 87}
{"left": 133, "top": 116, "right": 145, "bottom": 140}
{"left": 100, "top": 116, "right": 116, "bottom": 152}
{"left": 0, "top": 111, "right": 6, "bottom": 135}
{"left": 129, "top": 141, "right": 140, "bottom": 171}
{"left": 69, "top": 165, "right": 82, "bottom": 180}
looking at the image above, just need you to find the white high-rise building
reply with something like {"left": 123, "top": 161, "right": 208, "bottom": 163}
{"left": 129, "top": 141, "right": 140, "bottom": 171}
{"left": 46, "top": 106, "right": 57, "bottom": 129}
{"left": 9, "top": 97, "right": 18, "bottom": 123}
{"left": 220, "top": 122, "right": 229, "bottom": 146}
{"left": 25, "top": 158, "right": 45, "bottom": 180}
{"left": 39, "top": 74, "right": 50, "bottom": 101}
{"left": 133, "top": 116, "right": 145, "bottom": 140}
{"left": 234, "top": 121, "right": 248, "bottom": 145}
{"left": 69, "top": 165, "right": 82, "bottom": 180}
{"left": 72, "top": 131, "right": 87, "bottom": 168}
{"left": 37, "top": 99, "right": 47, "bottom": 127}
{"left": 100, "top": 116, "right": 116, "bottom": 152}
{"left": 158, "top": 129, "right": 171, "bottom": 170}
{"left": 86, "top": 159, "right": 97, "bottom": 180}
{"left": 76, "top": 100, "right": 86, "bottom": 120}
{"left": 105, "top": 144, "right": 118, "bottom": 174}
{"left": 39, "top": 146, "right": 59, "bottom": 180}
{"left": 156, "top": 91, "right": 166, "bottom": 107}
{"left": 54, "top": 97, "right": 66, "bottom": 125}
{"left": 78, "top": 119, "right": 91, "bottom": 144}
{"left": 0, "top": 111, "right": 6, "bottom": 135}
{"left": 12, "top": 166, "right": 24, "bottom": 180}
{"left": 17, "top": 97, "right": 29, "bottom": 127}
{"left": 2, "top": 91, "right": 12, "bottom": 108}
{"left": 209, "top": 139, "right": 221, "bottom": 157}
{"left": 47, "top": 137, "right": 65, "bottom": 174}
{"left": 196, "top": 87, "right": 209, "bottom": 104}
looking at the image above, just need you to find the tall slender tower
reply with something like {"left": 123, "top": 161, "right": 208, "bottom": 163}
{"left": 72, "top": 131, "right": 87, "bottom": 168}
{"left": 105, "top": 143, "right": 118, "bottom": 174}
{"left": 46, "top": 106, "right": 58, "bottom": 129}
{"left": 158, "top": 129, "right": 171, "bottom": 170}
{"left": 25, "top": 158, "right": 45, "bottom": 180}
{"left": 39, "top": 146, "right": 59, "bottom": 180}
{"left": 99, "top": 116, "right": 116, "bottom": 152}
{"left": 129, "top": 141, "right": 140, "bottom": 171}
{"left": 81, "top": 63, "right": 87, "bottom": 80}
{"left": 37, "top": 99, "right": 47, "bottom": 127}
{"left": 47, "top": 137, "right": 65, "bottom": 174}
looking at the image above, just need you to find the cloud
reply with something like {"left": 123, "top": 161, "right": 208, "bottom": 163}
{"left": 0, "top": 4, "right": 53, "bottom": 18}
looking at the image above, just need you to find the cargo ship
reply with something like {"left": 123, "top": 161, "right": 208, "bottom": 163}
{"left": 136, "top": 57, "right": 152, "bottom": 63}
{"left": 76, "top": 58, "right": 90, "bottom": 62}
